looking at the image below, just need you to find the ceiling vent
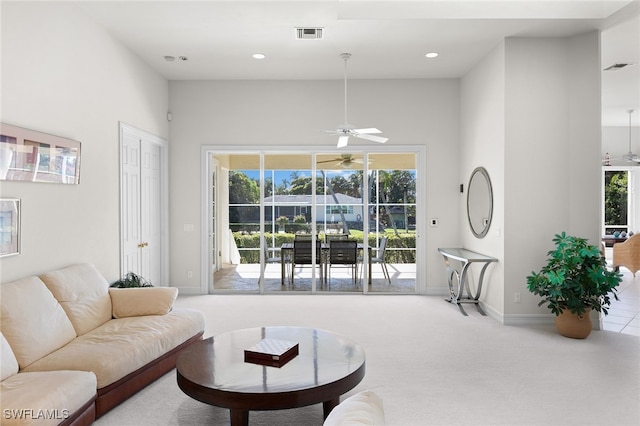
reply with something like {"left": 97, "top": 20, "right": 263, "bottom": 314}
{"left": 296, "top": 28, "right": 323, "bottom": 40}
{"left": 603, "top": 63, "right": 635, "bottom": 71}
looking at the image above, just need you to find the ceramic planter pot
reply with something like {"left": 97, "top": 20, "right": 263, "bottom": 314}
{"left": 554, "top": 309, "right": 592, "bottom": 339}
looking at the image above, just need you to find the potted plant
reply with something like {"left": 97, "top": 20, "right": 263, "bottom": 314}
{"left": 110, "top": 272, "right": 153, "bottom": 288}
{"left": 526, "top": 232, "right": 622, "bottom": 338}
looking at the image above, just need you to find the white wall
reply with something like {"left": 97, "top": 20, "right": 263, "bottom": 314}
{"left": 0, "top": 2, "right": 169, "bottom": 282}
{"left": 168, "top": 79, "right": 460, "bottom": 292}
{"left": 460, "top": 41, "right": 506, "bottom": 318}
{"left": 504, "top": 33, "right": 601, "bottom": 322}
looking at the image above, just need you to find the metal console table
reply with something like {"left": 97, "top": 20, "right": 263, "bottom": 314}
{"left": 437, "top": 248, "right": 497, "bottom": 316}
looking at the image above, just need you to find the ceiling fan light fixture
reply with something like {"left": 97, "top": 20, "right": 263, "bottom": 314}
{"left": 323, "top": 53, "right": 388, "bottom": 148}
{"left": 623, "top": 109, "right": 639, "bottom": 163}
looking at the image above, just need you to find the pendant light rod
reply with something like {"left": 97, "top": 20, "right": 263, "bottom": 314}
{"left": 341, "top": 53, "right": 351, "bottom": 125}
{"left": 629, "top": 109, "right": 634, "bottom": 153}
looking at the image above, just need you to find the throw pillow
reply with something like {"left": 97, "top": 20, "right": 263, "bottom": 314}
{"left": 109, "top": 287, "right": 178, "bottom": 318}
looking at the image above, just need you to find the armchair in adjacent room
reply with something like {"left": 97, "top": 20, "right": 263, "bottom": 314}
{"left": 613, "top": 233, "right": 640, "bottom": 276}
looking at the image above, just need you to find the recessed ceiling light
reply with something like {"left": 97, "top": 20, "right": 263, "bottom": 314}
{"left": 164, "top": 56, "right": 175, "bottom": 62}
{"left": 253, "top": 53, "right": 266, "bottom": 59}
{"left": 179, "top": 56, "right": 188, "bottom": 61}
{"left": 425, "top": 52, "right": 439, "bottom": 58}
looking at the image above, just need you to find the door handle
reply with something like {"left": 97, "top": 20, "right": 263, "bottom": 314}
{"left": 137, "top": 242, "right": 149, "bottom": 248}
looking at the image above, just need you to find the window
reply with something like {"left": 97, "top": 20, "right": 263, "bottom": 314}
{"left": 602, "top": 167, "right": 638, "bottom": 237}
{"left": 326, "top": 205, "right": 354, "bottom": 215}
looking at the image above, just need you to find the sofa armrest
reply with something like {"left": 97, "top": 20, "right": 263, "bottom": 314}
{"left": 109, "top": 287, "right": 178, "bottom": 318}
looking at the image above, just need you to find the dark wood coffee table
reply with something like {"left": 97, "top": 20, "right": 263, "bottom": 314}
{"left": 176, "top": 326, "right": 366, "bottom": 426}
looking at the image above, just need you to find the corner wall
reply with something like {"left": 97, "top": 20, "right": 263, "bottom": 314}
{"left": 461, "top": 32, "right": 601, "bottom": 323}
{"left": 504, "top": 32, "right": 601, "bottom": 324}
{"left": 0, "top": 2, "right": 169, "bottom": 282}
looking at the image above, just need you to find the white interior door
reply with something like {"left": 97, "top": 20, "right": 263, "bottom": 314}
{"left": 141, "top": 142, "right": 161, "bottom": 284}
{"left": 121, "top": 129, "right": 141, "bottom": 275}
{"left": 120, "top": 123, "right": 167, "bottom": 285}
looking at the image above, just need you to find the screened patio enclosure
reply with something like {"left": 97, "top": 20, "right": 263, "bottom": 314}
{"left": 203, "top": 150, "right": 421, "bottom": 293}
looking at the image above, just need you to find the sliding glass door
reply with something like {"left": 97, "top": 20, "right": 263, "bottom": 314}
{"left": 206, "top": 149, "right": 420, "bottom": 294}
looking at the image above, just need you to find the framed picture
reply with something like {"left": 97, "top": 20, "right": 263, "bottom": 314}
{"left": 0, "top": 123, "right": 81, "bottom": 184}
{"left": 0, "top": 199, "right": 20, "bottom": 257}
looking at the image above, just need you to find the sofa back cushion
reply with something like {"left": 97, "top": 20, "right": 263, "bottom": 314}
{"left": 40, "top": 263, "right": 112, "bottom": 336}
{"left": 1, "top": 332, "right": 19, "bottom": 380}
{"left": 0, "top": 276, "right": 77, "bottom": 369}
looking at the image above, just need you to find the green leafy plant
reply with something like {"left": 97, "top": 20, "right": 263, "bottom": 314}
{"left": 526, "top": 232, "right": 621, "bottom": 316}
{"left": 110, "top": 272, "right": 153, "bottom": 288}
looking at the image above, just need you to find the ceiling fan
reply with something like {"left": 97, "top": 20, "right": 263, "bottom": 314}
{"left": 622, "top": 109, "right": 640, "bottom": 163}
{"left": 317, "top": 153, "right": 365, "bottom": 168}
{"left": 324, "top": 53, "right": 388, "bottom": 148}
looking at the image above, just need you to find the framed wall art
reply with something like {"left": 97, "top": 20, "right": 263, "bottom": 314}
{"left": 0, "top": 199, "right": 20, "bottom": 257}
{"left": 0, "top": 123, "right": 81, "bottom": 184}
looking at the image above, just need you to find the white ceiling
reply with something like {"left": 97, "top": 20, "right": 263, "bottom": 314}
{"left": 73, "top": 0, "right": 640, "bottom": 126}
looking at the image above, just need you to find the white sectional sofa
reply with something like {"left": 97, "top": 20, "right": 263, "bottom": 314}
{"left": 0, "top": 263, "right": 205, "bottom": 425}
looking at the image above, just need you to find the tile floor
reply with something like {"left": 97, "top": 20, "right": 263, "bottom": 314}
{"left": 601, "top": 248, "right": 640, "bottom": 336}
{"left": 212, "top": 262, "right": 416, "bottom": 293}
{"left": 601, "top": 268, "right": 640, "bottom": 335}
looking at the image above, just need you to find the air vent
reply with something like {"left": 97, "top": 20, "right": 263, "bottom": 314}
{"left": 296, "top": 28, "right": 323, "bottom": 40}
{"left": 603, "top": 63, "right": 635, "bottom": 71}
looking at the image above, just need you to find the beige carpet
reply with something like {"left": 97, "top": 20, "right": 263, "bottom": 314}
{"left": 95, "top": 294, "right": 640, "bottom": 426}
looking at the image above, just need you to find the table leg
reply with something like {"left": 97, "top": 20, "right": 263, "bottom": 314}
{"left": 323, "top": 397, "right": 340, "bottom": 419}
{"left": 281, "top": 258, "right": 285, "bottom": 286}
{"left": 230, "top": 409, "right": 249, "bottom": 426}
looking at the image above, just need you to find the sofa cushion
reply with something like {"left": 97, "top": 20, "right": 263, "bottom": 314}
{"left": 0, "top": 276, "right": 76, "bottom": 369}
{"left": 1, "top": 332, "right": 19, "bottom": 381}
{"left": 109, "top": 287, "right": 179, "bottom": 318}
{"left": 0, "top": 370, "right": 96, "bottom": 426}
{"left": 324, "top": 390, "right": 386, "bottom": 426}
{"left": 22, "top": 308, "right": 205, "bottom": 388}
{"left": 39, "top": 263, "right": 112, "bottom": 336}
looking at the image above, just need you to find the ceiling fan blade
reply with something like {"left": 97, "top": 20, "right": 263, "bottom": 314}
{"left": 317, "top": 158, "right": 340, "bottom": 164}
{"left": 353, "top": 128, "right": 382, "bottom": 134}
{"left": 324, "top": 129, "right": 342, "bottom": 135}
{"left": 337, "top": 135, "right": 350, "bottom": 148}
{"left": 354, "top": 133, "right": 388, "bottom": 143}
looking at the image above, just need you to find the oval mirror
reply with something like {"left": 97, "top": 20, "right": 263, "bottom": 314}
{"left": 467, "top": 167, "right": 493, "bottom": 238}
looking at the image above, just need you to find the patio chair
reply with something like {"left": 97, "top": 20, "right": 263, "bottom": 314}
{"left": 263, "top": 236, "right": 281, "bottom": 265}
{"left": 291, "top": 239, "right": 323, "bottom": 285}
{"left": 325, "top": 233, "right": 349, "bottom": 243}
{"left": 369, "top": 236, "right": 391, "bottom": 284}
{"left": 327, "top": 239, "right": 359, "bottom": 286}
{"left": 294, "top": 233, "right": 317, "bottom": 241}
